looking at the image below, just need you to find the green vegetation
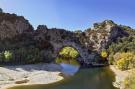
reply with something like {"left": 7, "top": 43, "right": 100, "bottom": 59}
{"left": 124, "top": 71, "right": 135, "bottom": 89}
{"left": 101, "top": 50, "right": 108, "bottom": 59}
{"left": 107, "top": 35, "right": 135, "bottom": 88}
{"left": 4, "top": 51, "right": 13, "bottom": 62}
{"left": 0, "top": 51, "right": 13, "bottom": 63}
{"left": 113, "top": 52, "right": 135, "bottom": 70}
{"left": 108, "top": 36, "right": 135, "bottom": 69}
{"left": 93, "top": 20, "right": 116, "bottom": 29}
{"left": 59, "top": 47, "right": 79, "bottom": 58}
{"left": 0, "top": 47, "right": 54, "bottom": 64}
{"left": 56, "top": 47, "right": 80, "bottom": 66}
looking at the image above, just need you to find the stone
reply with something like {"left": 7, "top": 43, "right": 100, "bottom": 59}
{"left": 15, "top": 79, "right": 29, "bottom": 84}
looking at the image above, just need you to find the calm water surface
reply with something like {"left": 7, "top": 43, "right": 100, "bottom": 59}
{"left": 8, "top": 67, "right": 118, "bottom": 89}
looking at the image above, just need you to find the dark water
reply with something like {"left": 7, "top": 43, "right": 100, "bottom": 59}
{"left": 8, "top": 67, "right": 118, "bottom": 89}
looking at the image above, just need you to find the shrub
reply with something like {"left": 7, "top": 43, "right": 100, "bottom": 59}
{"left": 101, "top": 50, "right": 108, "bottom": 58}
{"left": 108, "top": 53, "right": 114, "bottom": 64}
{"left": 114, "top": 52, "right": 135, "bottom": 70}
{"left": 116, "top": 58, "right": 129, "bottom": 70}
{"left": 4, "top": 51, "right": 13, "bottom": 62}
{"left": 124, "top": 71, "right": 135, "bottom": 89}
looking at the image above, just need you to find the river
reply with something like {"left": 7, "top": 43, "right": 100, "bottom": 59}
{"left": 8, "top": 66, "right": 118, "bottom": 89}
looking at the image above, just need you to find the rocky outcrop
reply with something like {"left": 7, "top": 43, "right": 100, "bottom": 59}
{"left": 0, "top": 12, "right": 130, "bottom": 66}
{"left": 0, "top": 13, "right": 33, "bottom": 40}
{"left": 79, "top": 20, "right": 129, "bottom": 52}
{"left": 34, "top": 25, "right": 98, "bottom": 66}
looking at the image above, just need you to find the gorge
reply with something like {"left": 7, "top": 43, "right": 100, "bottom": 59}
{"left": 0, "top": 11, "right": 134, "bottom": 89}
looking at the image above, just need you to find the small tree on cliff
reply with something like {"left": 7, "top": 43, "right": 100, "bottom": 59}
{"left": 101, "top": 50, "right": 108, "bottom": 59}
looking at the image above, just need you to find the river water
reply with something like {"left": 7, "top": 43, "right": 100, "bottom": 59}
{"left": 8, "top": 66, "right": 118, "bottom": 89}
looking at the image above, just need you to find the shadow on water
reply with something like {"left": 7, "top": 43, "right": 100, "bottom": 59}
{"left": 8, "top": 67, "right": 119, "bottom": 89}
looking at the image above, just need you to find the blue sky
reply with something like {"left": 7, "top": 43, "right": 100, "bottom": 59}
{"left": 0, "top": 0, "right": 135, "bottom": 31}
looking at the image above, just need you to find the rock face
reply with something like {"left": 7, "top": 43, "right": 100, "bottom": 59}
{"left": 0, "top": 13, "right": 33, "bottom": 40}
{"left": 79, "top": 20, "right": 129, "bottom": 52}
{"left": 34, "top": 25, "right": 97, "bottom": 66}
{"left": 0, "top": 12, "right": 130, "bottom": 66}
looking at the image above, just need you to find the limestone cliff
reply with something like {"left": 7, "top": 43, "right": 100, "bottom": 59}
{"left": 0, "top": 12, "right": 131, "bottom": 66}
{"left": 79, "top": 20, "right": 129, "bottom": 52}
{"left": 0, "top": 13, "right": 33, "bottom": 40}
{"left": 34, "top": 25, "right": 97, "bottom": 66}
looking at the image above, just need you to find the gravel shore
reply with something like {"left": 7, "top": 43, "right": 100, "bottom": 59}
{"left": 0, "top": 63, "right": 64, "bottom": 89}
{"left": 110, "top": 65, "right": 130, "bottom": 89}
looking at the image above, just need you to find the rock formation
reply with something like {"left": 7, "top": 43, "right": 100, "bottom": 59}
{"left": 34, "top": 25, "right": 97, "bottom": 66}
{"left": 79, "top": 20, "right": 129, "bottom": 52}
{"left": 0, "top": 12, "right": 130, "bottom": 66}
{"left": 0, "top": 13, "right": 33, "bottom": 40}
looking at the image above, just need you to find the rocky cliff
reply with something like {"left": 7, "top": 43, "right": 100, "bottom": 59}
{"left": 0, "top": 12, "right": 131, "bottom": 66}
{"left": 79, "top": 20, "right": 129, "bottom": 52}
{"left": 34, "top": 25, "right": 97, "bottom": 66}
{"left": 0, "top": 13, "right": 33, "bottom": 40}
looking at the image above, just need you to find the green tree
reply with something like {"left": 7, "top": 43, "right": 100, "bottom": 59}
{"left": 4, "top": 51, "right": 13, "bottom": 62}
{"left": 56, "top": 47, "right": 80, "bottom": 66}
{"left": 59, "top": 47, "right": 79, "bottom": 58}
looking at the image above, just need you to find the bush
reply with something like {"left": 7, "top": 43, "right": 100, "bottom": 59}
{"left": 114, "top": 52, "right": 135, "bottom": 70}
{"left": 4, "top": 51, "right": 13, "bottom": 62}
{"left": 101, "top": 50, "right": 108, "bottom": 58}
{"left": 124, "top": 71, "right": 135, "bottom": 89}
{"left": 116, "top": 58, "right": 129, "bottom": 70}
{"left": 108, "top": 53, "right": 114, "bottom": 64}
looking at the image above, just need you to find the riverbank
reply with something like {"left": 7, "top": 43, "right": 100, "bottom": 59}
{"left": 0, "top": 63, "right": 64, "bottom": 89}
{"left": 110, "top": 65, "right": 131, "bottom": 89}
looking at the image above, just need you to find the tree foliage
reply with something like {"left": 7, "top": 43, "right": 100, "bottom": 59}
{"left": 108, "top": 36, "right": 135, "bottom": 68}
{"left": 59, "top": 47, "right": 79, "bottom": 59}
{"left": 56, "top": 47, "right": 80, "bottom": 66}
{"left": 101, "top": 50, "right": 108, "bottom": 58}
{"left": 113, "top": 52, "right": 135, "bottom": 70}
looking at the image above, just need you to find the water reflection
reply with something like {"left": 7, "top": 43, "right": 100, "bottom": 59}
{"left": 60, "top": 63, "right": 80, "bottom": 76}
{"left": 8, "top": 67, "right": 118, "bottom": 89}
